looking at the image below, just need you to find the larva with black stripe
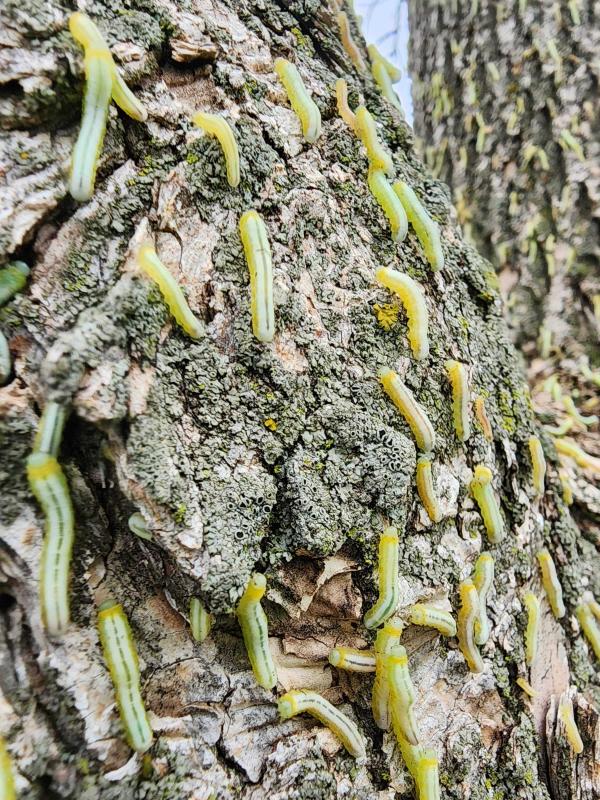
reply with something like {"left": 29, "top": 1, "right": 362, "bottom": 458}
{"left": 236, "top": 573, "right": 277, "bottom": 690}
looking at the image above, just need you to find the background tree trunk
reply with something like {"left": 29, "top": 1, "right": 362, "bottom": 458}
{"left": 1, "top": 1, "right": 598, "bottom": 798}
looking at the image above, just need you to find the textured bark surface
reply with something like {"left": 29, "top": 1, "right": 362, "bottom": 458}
{"left": 408, "top": 0, "right": 600, "bottom": 362}
{"left": 0, "top": 1, "right": 599, "bottom": 798}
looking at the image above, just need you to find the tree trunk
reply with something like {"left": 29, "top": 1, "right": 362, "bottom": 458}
{"left": 0, "top": 1, "right": 598, "bottom": 798}
{"left": 407, "top": 0, "right": 600, "bottom": 364}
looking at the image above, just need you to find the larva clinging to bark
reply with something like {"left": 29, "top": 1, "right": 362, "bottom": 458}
{"left": 368, "top": 170, "right": 409, "bottom": 243}
{"left": 445, "top": 360, "right": 471, "bottom": 442}
{"left": 457, "top": 579, "right": 484, "bottom": 673}
{"left": 472, "top": 552, "right": 494, "bottom": 645}
{"left": 192, "top": 113, "right": 240, "bottom": 188}
{"left": 470, "top": 466, "right": 504, "bottom": 543}
{"left": 190, "top": 597, "right": 212, "bottom": 643}
{"left": 379, "top": 367, "right": 436, "bottom": 452}
{"left": 274, "top": 58, "right": 321, "bottom": 143}
{"left": 329, "top": 647, "right": 376, "bottom": 672}
{"left": 393, "top": 181, "right": 445, "bottom": 271}
{"left": 236, "top": 573, "right": 277, "bottom": 690}
{"left": 0, "top": 261, "right": 29, "bottom": 306}
{"left": 536, "top": 549, "right": 565, "bottom": 619}
{"left": 363, "top": 527, "right": 399, "bottom": 630}
{"left": 523, "top": 592, "right": 540, "bottom": 667}
{"left": 375, "top": 267, "right": 429, "bottom": 360}
{"left": 239, "top": 210, "right": 275, "bottom": 343}
{"left": 355, "top": 106, "right": 394, "bottom": 175}
{"left": 415, "top": 455, "right": 442, "bottom": 523}
{"left": 387, "top": 645, "right": 420, "bottom": 745}
{"left": 409, "top": 603, "right": 456, "bottom": 637}
{"left": 528, "top": 436, "right": 546, "bottom": 495}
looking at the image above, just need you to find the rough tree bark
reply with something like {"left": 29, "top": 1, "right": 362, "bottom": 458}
{"left": 408, "top": 0, "right": 600, "bottom": 362}
{"left": 0, "top": 1, "right": 598, "bottom": 798}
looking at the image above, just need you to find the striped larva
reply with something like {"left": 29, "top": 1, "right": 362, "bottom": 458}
{"left": 236, "top": 573, "right": 277, "bottom": 690}
{"left": 393, "top": 181, "right": 444, "bottom": 271}
{"left": 558, "top": 694, "right": 583, "bottom": 753}
{"left": 33, "top": 402, "right": 69, "bottom": 458}
{"left": 417, "top": 749, "right": 441, "bottom": 800}
{"left": 375, "top": 267, "right": 428, "bottom": 360}
{"left": 415, "top": 455, "right": 442, "bottom": 523}
{"left": 368, "top": 170, "right": 408, "bottom": 243}
{"left": 554, "top": 438, "right": 600, "bottom": 473}
{"left": 536, "top": 549, "right": 565, "bottom": 619}
{"left": 192, "top": 113, "right": 240, "bottom": 188}
{"left": 379, "top": 367, "right": 436, "bottom": 452}
{"left": 239, "top": 210, "right": 275, "bottom": 343}
{"left": 277, "top": 690, "right": 366, "bottom": 759}
{"left": 562, "top": 396, "right": 598, "bottom": 427}
{"left": 470, "top": 466, "right": 504, "bottom": 543}
{"left": 364, "top": 526, "right": 399, "bottom": 629}
{"left": 27, "top": 453, "right": 75, "bottom": 636}
{"left": 97, "top": 599, "right": 154, "bottom": 753}
{"left": 472, "top": 552, "right": 494, "bottom": 645}
{"left": 576, "top": 603, "right": 600, "bottom": 659}
{"left": 355, "top": 106, "right": 394, "bottom": 175}
{"left": 457, "top": 579, "right": 484, "bottom": 673}
{"left": 0, "top": 261, "right": 29, "bottom": 306}
{"left": 335, "top": 79, "right": 356, "bottom": 130}
{"left": 387, "top": 645, "right": 420, "bottom": 745}
{"left": 128, "top": 512, "right": 152, "bottom": 541}
{"left": 372, "top": 621, "right": 403, "bottom": 730}
{"left": 337, "top": 11, "right": 366, "bottom": 72}
{"left": 371, "top": 59, "right": 403, "bottom": 113}
{"left": 445, "top": 360, "right": 471, "bottom": 442}
{"left": 274, "top": 58, "right": 321, "bottom": 143}
{"left": 328, "top": 647, "right": 376, "bottom": 672}
{"left": 516, "top": 677, "right": 538, "bottom": 697}
{"left": 528, "top": 436, "right": 546, "bottom": 495}
{"left": 409, "top": 603, "right": 456, "bottom": 637}
{"left": 367, "top": 45, "right": 401, "bottom": 81}
{"left": 137, "top": 245, "right": 203, "bottom": 339}
{"left": 190, "top": 597, "right": 212, "bottom": 643}
{"left": 523, "top": 592, "right": 540, "bottom": 667}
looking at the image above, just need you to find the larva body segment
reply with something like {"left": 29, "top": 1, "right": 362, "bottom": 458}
{"left": 97, "top": 600, "right": 154, "bottom": 753}
{"left": 375, "top": 267, "right": 428, "bottom": 359}
{"left": 558, "top": 695, "right": 583, "bottom": 753}
{"left": 337, "top": 11, "right": 366, "bottom": 72}
{"left": 190, "top": 597, "right": 212, "bottom": 643}
{"left": 470, "top": 465, "right": 504, "bottom": 543}
{"left": 558, "top": 468, "right": 573, "bottom": 505}
{"left": 445, "top": 360, "right": 471, "bottom": 442}
{"left": 364, "top": 526, "right": 399, "bottom": 629}
{"left": 474, "top": 396, "right": 493, "bottom": 441}
{"left": 415, "top": 455, "right": 442, "bottom": 523}
{"left": 371, "top": 60, "right": 403, "bottom": 113}
{"left": 536, "top": 549, "right": 565, "bottom": 619}
{"left": 372, "top": 621, "right": 403, "bottom": 730}
{"left": 192, "top": 113, "right": 240, "bottom": 188}
{"left": 236, "top": 573, "right": 277, "bottom": 690}
{"left": 335, "top": 78, "right": 356, "bottom": 130}
{"left": 111, "top": 69, "right": 148, "bottom": 122}
{"left": 393, "top": 181, "right": 444, "bottom": 271}
{"left": 379, "top": 367, "right": 436, "bottom": 452}
{"left": 576, "top": 603, "right": 600, "bottom": 659}
{"left": 457, "top": 579, "right": 484, "bottom": 673}
{"left": 409, "top": 603, "right": 456, "bottom": 637}
{"left": 0, "top": 737, "right": 16, "bottom": 800}
{"left": 277, "top": 690, "right": 366, "bottom": 759}
{"left": 417, "top": 750, "right": 441, "bottom": 800}
{"left": 33, "top": 402, "right": 69, "bottom": 458}
{"left": 27, "top": 453, "right": 75, "bottom": 636}
{"left": 516, "top": 677, "right": 538, "bottom": 697}
{"left": 368, "top": 170, "right": 408, "bottom": 243}
{"left": 555, "top": 438, "right": 600, "bottom": 473}
{"left": 528, "top": 436, "right": 546, "bottom": 495}
{"left": 328, "top": 647, "right": 376, "bottom": 672}
{"left": 472, "top": 552, "right": 494, "bottom": 645}
{"left": 387, "top": 645, "right": 420, "bottom": 745}
{"left": 0, "top": 331, "right": 10, "bottom": 385}
{"left": 137, "top": 245, "right": 203, "bottom": 339}
{"left": 128, "top": 512, "right": 152, "bottom": 541}
{"left": 0, "top": 261, "right": 29, "bottom": 306}
{"left": 274, "top": 58, "right": 321, "bottom": 143}
{"left": 355, "top": 106, "right": 394, "bottom": 175}
{"left": 523, "top": 592, "right": 540, "bottom": 666}
{"left": 367, "top": 44, "right": 402, "bottom": 81}
{"left": 239, "top": 210, "right": 275, "bottom": 343}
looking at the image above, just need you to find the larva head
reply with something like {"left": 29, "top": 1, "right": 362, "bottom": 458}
{"left": 381, "top": 525, "right": 399, "bottom": 544}
{"left": 69, "top": 12, "right": 107, "bottom": 51}
{"left": 472, "top": 465, "right": 492, "bottom": 486}
{"left": 273, "top": 57, "right": 288, "bottom": 77}
{"left": 377, "top": 366, "right": 394, "bottom": 383}
{"left": 328, "top": 649, "right": 342, "bottom": 667}
{"left": 445, "top": 359, "right": 460, "bottom": 376}
{"left": 246, "top": 572, "right": 267, "bottom": 601}
{"left": 277, "top": 691, "right": 299, "bottom": 719}
{"left": 417, "top": 453, "right": 433, "bottom": 469}
{"left": 459, "top": 579, "right": 477, "bottom": 605}
{"left": 97, "top": 598, "right": 121, "bottom": 619}
{"left": 11, "top": 261, "right": 29, "bottom": 278}
{"left": 409, "top": 604, "right": 427, "bottom": 626}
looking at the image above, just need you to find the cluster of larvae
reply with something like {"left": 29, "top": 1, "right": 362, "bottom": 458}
{"left": 0, "top": 2, "right": 596, "bottom": 794}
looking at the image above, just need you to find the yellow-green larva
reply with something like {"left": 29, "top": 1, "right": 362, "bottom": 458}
{"left": 128, "top": 512, "right": 152, "bottom": 541}
{"left": 516, "top": 676, "right": 538, "bottom": 697}
{"left": 371, "top": 59, "right": 403, "bottom": 113}
{"left": 190, "top": 597, "right": 212, "bottom": 643}
{"left": 393, "top": 181, "right": 444, "bottom": 271}
{"left": 415, "top": 455, "right": 442, "bottom": 523}
{"left": 192, "top": 112, "right": 240, "bottom": 188}
{"left": 457, "top": 579, "right": 484, "bottom": 673}
{"left": 417, "top": 749, "right": 441, "bottom": 800}
{"left": 335, "top": 78, "right": 357, "bottom": 130}
{"left": 523, "top": 592, "right": 540, "bottom": 667}
{"left": 97, "top": 599, "right": 154, "bottom": 753}
{"left": 277, "top": 690, "right": 366, "bottom": 759}
{"left": 379, "top": 367, "right": 436, "bottom": 452}
{"left": 410, "top": 603, "right": 456, "bottom": 637}
{"left": 536, "top": 549, "right": 565, "bottom": 619}
{"left": 368, "top": 170, "right": 408, "bottom": 243}
{"left": 562, "top": 395, "right": 598, "bottom": 427}
{"left": 27, "top": 453, "right": 75, "bottom": 636}
{"left": 445, "top": 360, "right": 470, "bottom": 442}
{"left": 33, "top": 401, "right": 69, "bottom": 458}
{"left": 0, "top": 737, "right": 16, "bottom": 800}
{"left": 558, "top": 468, "right": 574, "bottom": 506}
{"left": 375, "top": 267, "right": 429, "bottom": 360}
{"left": 274, "top": 58, "right": 321, "bottom": 143}
{"left": 367, "top": 44, "right": 401, "bottom": 81}
{"left": 372, "top": 621, "right": 403, "bottom": 730}
{"left": 236, "top": 573, "right": 277, "bottom": 690}
{"left": 0, "top": 261, "right": 29, "bottom": 306}
{"left": 354, "top": 106, "right": 394, "bottom": 175}
{"left": 528, "top": 435, "right": 546, "bottom": 495}
{"left": 364, "top": 526, "right": 399, "bottom": 629}
{"left": 470, "top": 466, "right": 504, "bottom": 543}
{"left": 472, "top": 552, "right": 494, "bottom": 645}
{"left": 387, "top": 645, "right": 420, "bottom": 745}
{"left": 328, "top": 647, "right": 376, "bottom": 672}
{"left": 554, "top": 438, "right": 600, "bottom": 473}
{"left": 137, "top": 245, "right": 203, "bottom": 339}
{"left": 576, "top": 603, "right": 600, "bottom": 659}
{"left": 558, "top": 694, "right": 583, "bottom": 753}
{"left": 337, "top": 11, "right": 366, "bottom": 72}
{"left": 0, "top": 331, "right": 10, "bottom": 385}
{"left": 239, "top": 210, "right": 274, "bottom": 343}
